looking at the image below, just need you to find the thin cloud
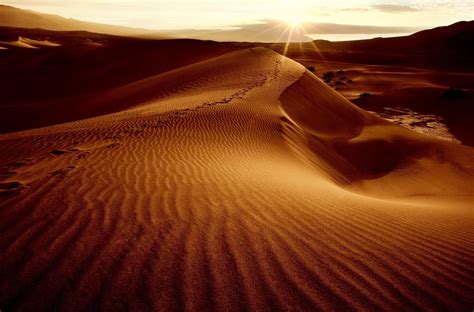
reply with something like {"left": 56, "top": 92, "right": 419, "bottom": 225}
{"left": 372, "top": 4, "right": 419, "bottom": 13}
{"left": 167, "top": 19, "right": 421, "bottom": 42}
{"left": 339, "top": 8, "right": 370, "bottom": 13}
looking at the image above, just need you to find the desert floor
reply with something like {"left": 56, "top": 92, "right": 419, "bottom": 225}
{"left": 1, "top": 46, "right": 473, "bottom": 311}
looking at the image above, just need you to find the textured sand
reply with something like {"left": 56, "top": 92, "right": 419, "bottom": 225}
{"left": 0, "top": 36, "right": 60, "bottom": 49}
{"left": 296, "top": 59, "right": 474, "bottom": 146}
{"left": 0, "top": 48, "right": 473, "bottom": 310}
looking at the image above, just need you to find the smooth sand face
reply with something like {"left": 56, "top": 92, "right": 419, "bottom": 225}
{"left": 0, "top": 48, "right": 473, "bottom": 310}
{"left": 296, "top": 59, "right": 474, "bottom": 146}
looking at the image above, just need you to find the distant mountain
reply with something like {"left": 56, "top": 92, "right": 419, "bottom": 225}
{"left": 165, "top": 20, "right": 419, "bottom": 43}
{"left": 313, "top": 21, "right": 474, "bottom": 53}
{"left": 0, "top": 5, "right": 169, "bottom": 38}
{"left": 165, "top": 21, "right": 312, "bottom": 42}
{"left": 256, "top": 21, "right": 473, "bottom": 72}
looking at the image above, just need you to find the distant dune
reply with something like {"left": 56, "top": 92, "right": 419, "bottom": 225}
{"left": 269, "top": 21, "right": 474, "bottom": 72}
{"left": 0, "top": 28, "right": 247, "bottom": 133}
{"left": 1, "top": 47, "right": 473, "bottom": 310}
{"left": 294, "top": 59, "right": 474, "bottom": 146}
{"left": 0, "top": 5, "right": 169, "bottom": 38}
{"left": 0, "top": 35, "right": 61, "bottom": 48}
{"left": 268, "top": 21, "right": 474, "bottom": 146}
{"left": 312, "top": 21, "right": 474, "bottom": 53}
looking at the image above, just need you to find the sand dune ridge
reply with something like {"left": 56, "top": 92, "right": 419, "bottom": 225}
{"left": 0, "top": 48, "right": 473, "bottom": 311}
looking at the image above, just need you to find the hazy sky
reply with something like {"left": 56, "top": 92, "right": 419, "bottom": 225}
{"left": 2, "top": 0, "right": 473, "bottom": 31}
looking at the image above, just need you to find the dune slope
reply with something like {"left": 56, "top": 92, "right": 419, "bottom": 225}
{"left": 0, "top": 33, "right": 243, "bottom": 133}
{"left": 0, "top": 36, "right": 61, "bottom": 49}
{"left": 0, "top": 48, "right": 473, "bottom": 311}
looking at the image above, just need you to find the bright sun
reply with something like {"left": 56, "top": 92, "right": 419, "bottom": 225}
{"left": 284, "top": 16, "right": 303, "bottom": 27}
{"left": 275, "top": 0, "right": 310, "bottom": 27}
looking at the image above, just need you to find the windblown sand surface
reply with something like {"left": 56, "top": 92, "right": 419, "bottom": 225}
{"left": 0, "top": 36, "right": 61, "bottom": 49}
{"left": 1, "top": 48, "right": 473, "bottom": 310}
{"left": 297, "top": 59, "right": 474, "bottom": 146}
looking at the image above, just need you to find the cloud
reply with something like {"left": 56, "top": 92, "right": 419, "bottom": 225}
{"left": 339, "top": 8, "right": 370, "bottom": 13}
{"left": 372, "top": 4, "right": 419, "bottom": 13}
{"left": 167, "top": 19, "right": 421, "bottom": 42}
{"left": 301, "top": 22, "right": 419, "bottom": 34}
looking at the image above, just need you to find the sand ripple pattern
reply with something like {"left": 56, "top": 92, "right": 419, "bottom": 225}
{"left": 1, "top": 48, "right": 473, "bottom": 311}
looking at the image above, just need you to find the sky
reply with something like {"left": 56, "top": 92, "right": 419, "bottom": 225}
{"left": 2, "top": 0, "right": 473, "bottom": 40}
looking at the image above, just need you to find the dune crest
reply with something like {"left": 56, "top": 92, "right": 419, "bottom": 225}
{"left": 1, "top": 48, "right": 473, "bottom": 310}
{"left": 280, "top": 72, "right": 474, "bottom": 197}
{"left": 0, "top": 36, "right": 60, "bottom": 49}
{"left": 19, "top": 36, "right": 61, "bottom": 47}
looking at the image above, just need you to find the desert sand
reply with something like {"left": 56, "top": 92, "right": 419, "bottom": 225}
{"left": 0, "top": 36, "right": 61, "bottom": 49}
{"left": 1, "top": 47, "right": 473, "bottom": 310}
{"left": 294, "top": 59, "right": 474, "bottom": 146}
{"left": 0, "top": 30, "right": 244, "bottom": 134}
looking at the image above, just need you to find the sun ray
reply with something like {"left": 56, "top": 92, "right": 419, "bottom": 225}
{"left": 251, "top": 20, "right": 290, "bottom": 44}
{"left": 294, "top": 21, "right": 327, "bottom": 61}
{"left": 270, "top": 22, "right": 293, "bottom": 48}
{"left": 308, "top": 40, "right": 327, "bottom": 61}
{"left": 283, "top": 24, "right": 295, "bottom": 56}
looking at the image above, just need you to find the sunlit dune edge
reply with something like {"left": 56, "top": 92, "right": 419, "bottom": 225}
{"left": 0, "top": 48, "right": 473, "bottom": 310}
{"left": 0, "top": 36, "right": 61, "bottom": 49}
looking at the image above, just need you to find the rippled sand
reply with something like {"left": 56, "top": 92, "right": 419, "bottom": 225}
{"left": 1, "top": 48, "right": 473, "bottom": 311}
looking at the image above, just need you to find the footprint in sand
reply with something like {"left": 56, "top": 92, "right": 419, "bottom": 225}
{"left": 0, "top": 171, "right": 16, "bottom": 180}
{"left": 0, "top": 159, "right": 32, "bottom": 181}
{"left": 106, "top": 142, "right": 122, "bottom": 149}
{"left": 0, "top": 181, "right": 25, "bottom": 196}
{"left": 51, "top": 149, "right": 68, "bottom": 156}
{"left": 49, "top": 166, "right": 76, "bottom": 177}
{"left": 4, "top": 159, "right": 31, "bottom": 170}
{"left": 50, "top": 146, "right": 96, "bottom": 160}
{"left": 51, "top": 147, "right": 84, "bottom": 156}
{"left": 76, "top": 151, "right": 91, "bottom": 159}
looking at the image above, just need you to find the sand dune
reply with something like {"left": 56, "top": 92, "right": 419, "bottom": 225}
{"left": 1, "top": 48, "right": 473, "bottom": 310}
{"left": 0, "top": 31, "right": 245, "bottom": 134}
{"left": 19, "top": 36, "right": 61, "bottom": 47}
{"left": 296, "top": 59, "right": 474, "bottom": 146}
{"left": 0, "top": 36, "right": 61, "bottom": 49}
{"left": 0, "top": 37, "right": 37, "bottom": 49}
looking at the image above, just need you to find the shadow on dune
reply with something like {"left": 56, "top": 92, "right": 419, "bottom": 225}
{"left": 279, "top": 70, "right": 474, "bottom": 196}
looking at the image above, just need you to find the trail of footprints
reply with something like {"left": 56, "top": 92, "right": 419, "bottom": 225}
{"left": 0, "top": 157, "right": 34, "bottom": 195}
{"left": 153, "top": 54, "right": 283, "bottom": 128}
{"left": 1, "top": 54, "right": 284, "bottom": 196}
{"left": 0, "top": 159, "right": 30, "bottom": 195}
{"left": 0, "top": 142, "right": 122, "bottom": 196}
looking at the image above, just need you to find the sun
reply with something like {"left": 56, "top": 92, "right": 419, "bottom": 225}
{"left": 274, "top": 0, "right": 311, "bottom": 27}
{"left": 285, "top": 17, "right": 304, "bottom": 27}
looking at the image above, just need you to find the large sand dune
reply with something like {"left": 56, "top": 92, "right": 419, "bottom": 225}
{"left": 294, "top": 59, "right": 474, "bottom": 146}
{"left": 1, "top": 48, "right": 473, "bottom": 310}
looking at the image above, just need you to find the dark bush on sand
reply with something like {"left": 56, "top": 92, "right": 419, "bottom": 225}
{"left": 322, "top": 71, "right": 334, "bottom": 83}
